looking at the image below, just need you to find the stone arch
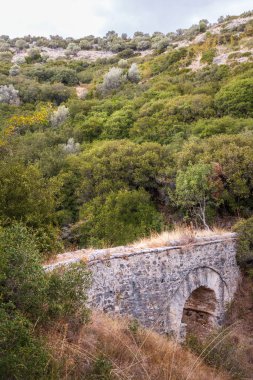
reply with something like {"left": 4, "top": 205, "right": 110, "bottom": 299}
{"left": 166, "top": 267, "right": 229, "bottom": 339}
{"left": 182, "top": 286, "right": 217, "bottom": 339}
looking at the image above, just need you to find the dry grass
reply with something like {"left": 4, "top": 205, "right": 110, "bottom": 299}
{"left": 131, "top": 226, "right": 229, "bottom": 249}
{"left": 45, "top": 311, "right": 230, "bottom": 380}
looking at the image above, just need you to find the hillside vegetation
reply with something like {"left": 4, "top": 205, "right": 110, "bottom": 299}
{"left": 1, "top": 9, "right": 253, "bottom": 379}
{"left": 1, "top": 11, "right": 253, "bottom": 253}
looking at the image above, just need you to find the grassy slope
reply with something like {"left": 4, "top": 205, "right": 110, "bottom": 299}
{"left": 45, "top": 312, "right": 230, "bottom": 380}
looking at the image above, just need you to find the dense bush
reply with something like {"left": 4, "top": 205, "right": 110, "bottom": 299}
{"left": 99, "top": 67, "right": 124, "bottom": 94}
{"left": 0, "top": 84, "right": 20, "bottom": 105}
{"left": 215, "top": 78, "right": 253, "bottom": 117}
{"left": 76, "top": 189, "right": 163, "bottom": 247}
{"left": 0, "top": 307, "right": 50, "bottom": 380}
{"left": 233, "top": 217, "right": 253, "bottom": 267}
{"left": 0, "top": 223, "right": 91, "bottom": 379}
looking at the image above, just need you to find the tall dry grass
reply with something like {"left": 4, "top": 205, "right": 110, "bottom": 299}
{"left": 45, "top": 312, "right": 230, "bottom": 380}
{"left": 131, "top": 226, "right": 229, "bottom": 249}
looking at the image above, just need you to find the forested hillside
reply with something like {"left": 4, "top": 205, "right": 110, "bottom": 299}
{"left": 1, "top": 10, "right": 253, "bottom": 379}
{"left": 1, "top": 11, "right": 253, "bottom": 253}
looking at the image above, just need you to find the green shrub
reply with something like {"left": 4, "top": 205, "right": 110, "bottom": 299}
{"left": 201, "top": 49, "right": 216, "bottom": 64}
{"left": 233, "top": 217, "right": 253, "bottom": 267}
{"left": 0, "top": 223, "right": 91, "bottom": 322}
{"left": 0, "top": 307, "right": 50, "bottom": 380}
{"left": 215, "top": 78, "right": 253, "bottom": 117}
{"left": 87, "top": 355, "right": 113, "bottom": 380}
{"left": 186, "top": 332, "right": 246, "bottom": 379}
{"left": 77, "top": 189, "right": 163, "bottom": 247}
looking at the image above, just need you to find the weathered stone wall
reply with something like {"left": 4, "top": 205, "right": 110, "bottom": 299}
{"left": 45, "top": 233, "right": 240, "bottom": 337}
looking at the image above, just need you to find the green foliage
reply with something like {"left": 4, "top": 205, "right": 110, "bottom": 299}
{"left": 233, "top": 217, "right": 253, "bottom": 267}
{"left": 177, "top": 135, "right": 253, "bottom": 215}
{"left": 151, "top": 48, "right": 188, "bottom": 75}
{"left": 67, "top": 140, "right": 170, "bottom": 204}
{"left": 53, "top": 68, "right": 79, "bottom": 85}
{"left": 77, "top": 189, "right": 163, "bottom": 247}
{"left": 186, "top": 332, "right": 246, "bottom": 379}
{"left": 1, "top": 20, "right": 253, "bottom": 251}
{"left": 0, "top": 223, "right": 91, "bottom": 379}
{"left": 0, "top": 223, "right": 48, "bottom": 320}
{"left": 87, "top": 355, "right": 113, "bottom": 380}
{"left": 0, "top": 307, "right": 50, "bottom": 380}
{"left": 192, "top": 116, "right": 253, "bottom": 138}
{"left": 215, "top": 78, "right": 253, "bottom": 117}
{"left": 0, "top": 160, "right": 62, "bottom": 254}
{"left": 201, "top": 49, "right": 216, "bottom": 64}
{"left": 175, "top": 163, "right": 220, "bottom": 227}
{"left": 166, "top": 94, "right": 215, "bottom": 122}
{"left": 46, "top": 262, "right": 91, "bottom": 322}
{"left": 102, "top": 105, "right": 135, "bottom": 139}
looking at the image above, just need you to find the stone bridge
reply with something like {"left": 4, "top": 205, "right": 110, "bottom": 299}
{"left": 46, "top": 233, "right": 240, "bottom": 339}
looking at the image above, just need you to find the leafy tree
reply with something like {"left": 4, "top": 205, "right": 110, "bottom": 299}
{"left": 99, "top": 67, "right": 124, "bottom": 94}
{"left": 65, "top": 42, "right": 80, "bottom": 57}
{"left": 233, "top": 217, "right": 253, "bottom": 267}
{"left": 50, "top": 105, "right": 69, "bottom": 127}
{"left": 166, "top": 94, "right": 215, "bottom": 122}
{"left": 0, "top": 161, "right": 62, "bottom": 254}
{"left": 26, "top": 48, "right": 42, "bottom": 63}
{"left": 53, "top": 68, "right": 79, "bottom": 85}
{"left": 77, "top": 189, "right": 163, "bottom": 247}
{"left": 118, "top": 59, "right": 128, "bottom": 68}
{"left": 67, "top": 140, "right": 170, "bottom": 204}
{"left": 176, "top": 135, "right": 253, "bottom": 215}
{"left": 101, "top": 105, "right": 135, "bottom": 139}
{"left": 127, "top": 63, "right": 141, "bottom": 83}
{"left": 9, "top": 64, "right": 20, "bottom": 76}
{"left": 73, "top": 111, "right": 107, "bottom": 142}
{"left": 0, "top": 223, "right": 91, "bottom": 378}
{"left": 0, "top": 85, "right": 20, "bottom": 105}
{"left": 15, "top": 39, "right": 28, "bottom": 50}
{"left": 0, "top": 307, "right": 50, "bottom": 380}
{"left": 175, "top": 163, "right": 223, "bottom": 228}
{"left": 215, "top": 78, "right": 253, "bottom": 117}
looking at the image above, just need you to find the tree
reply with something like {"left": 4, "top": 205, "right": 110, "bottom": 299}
{"left": 53, "top": 68, "right": 79, "bottom": 85}
{"left": 9, "top": 64, "right": 20, "bottom": 76}
{"left": 176, "top": 135, "right": 253, "bottom": 215}
{"left": 99, "top": 67, "right": 124, "bottom": 94}
{"left": 102, "top": 106, "right": 135, "bottom": 139}
{"left": 50, "top": 105, "right": 69, "bottom": 127}
{"left": 0, "top": 307, "right": 50, "bottom": 380}
{"left": 127, "top": 63, "right": 141, "bottom": 83}
{"left": 15, "top": 39, "right": 28, "bottom": 50}
{"left": 215, "top": 78, "right": 253, "bottom": 117}
{"left": 233, "top": 217, "right": 253, "bottom": 267}
{"left": 0, "top": 223, "right": 91, "bottom": 378}
{"left": 67, "top": 140, "right": 170, "bottom": 203}
{"left": 65, "top": 42, "right": 80, "bottom": 57}
{"left": 175, "top": 163, "right": 221, "bottom": 228}
{"left": 0, "top": 85, "right": 20, "bottom": 105}
{"left": 118, "top": 59, "right": 128, "bottom": 68}
{"left": 26, "top": 48, "right": 41, "bottom": 63}
{"left": 199, "top": 19, "right": 209, "bottom": 33}
{"left": 77, "top": 189, "right": 163, "bottom": 247}
{"left": 0, "top": 161, "right": 62, "bottom": 254}
{"left": 0, "top": 42, "right": 10, "bottom": 52}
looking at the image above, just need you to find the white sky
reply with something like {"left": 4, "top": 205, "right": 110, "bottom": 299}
{"left": 2, "top": 0, "right": 253, "bottom": 38}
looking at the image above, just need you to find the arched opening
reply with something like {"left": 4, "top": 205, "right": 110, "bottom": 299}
{"left": 181, "top": 286, "right": 217, "bottom": 339}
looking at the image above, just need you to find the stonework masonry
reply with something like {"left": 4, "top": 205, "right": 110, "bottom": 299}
{"left": 45, "top": 233, "right": 240, "bottom": 337}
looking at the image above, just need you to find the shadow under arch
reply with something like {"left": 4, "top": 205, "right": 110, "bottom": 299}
{"left": 166, "top": 266, "right": 229, "bottom": 340}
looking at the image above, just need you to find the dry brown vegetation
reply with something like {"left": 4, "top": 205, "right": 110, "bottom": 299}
{"left": 131, "top": 226, "right": 229, "bottom": 249}
{"left": 45, "top": 311, "right": 230, "bottom": 380}
{"left": 224, "top": 273, "right": 253, "bottom": 377}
